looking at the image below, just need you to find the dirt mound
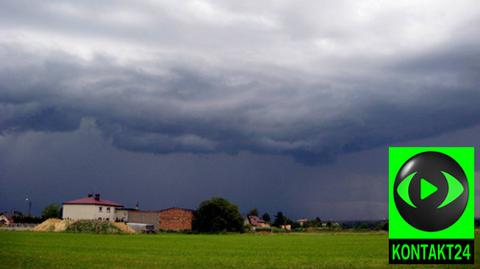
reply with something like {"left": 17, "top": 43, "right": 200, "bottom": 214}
{"left": 35, "top": 219, "right": 135, "bottom": 233}
{"left": 34, "top": 218, "right": 72, "bottom": 232}
{"left": 112, "top": 222, "right": 136, "bottom": 234}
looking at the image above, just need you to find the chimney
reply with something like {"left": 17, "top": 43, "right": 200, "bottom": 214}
{"left": 94, "top": 193, "right": 100, "bottom": 201}
{"left": 87, "top": 193, "right": 93, "bottom": 198}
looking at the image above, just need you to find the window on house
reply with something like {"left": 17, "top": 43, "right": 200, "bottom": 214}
{"left": 106, "top": 218, "right": 109, "bottom": 221}
{"left": 106, "top": 207, "right": 111, "bottom": 213}
{"left": 98, "top": 217, "right": 102, "bottom": 220}
{"left": 99, "top": 206, "right": 103, "bottom": 212}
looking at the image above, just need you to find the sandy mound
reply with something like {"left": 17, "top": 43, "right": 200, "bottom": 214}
{"left": 35, "top": 219, "right": 135, "bottom": 233}
{"left": 34, "top": 218, "right": 72, "bottom": 232}
{"left": 112, "top": 222, "right": 136, "bottom": 234}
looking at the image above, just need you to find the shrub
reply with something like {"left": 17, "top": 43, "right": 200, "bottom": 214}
{"left": 271, "top": 227, "right": 288, "bottom": 233}
{"left": 66, "top": 220, "right": 122, "bottom": 234}
{"left": 42, "top": 204, "right": 62, "bottom": 219}
{"left": 254, "top": 227, "right": 272, "bottom": 232}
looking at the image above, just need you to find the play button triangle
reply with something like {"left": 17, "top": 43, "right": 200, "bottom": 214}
{"left": 420, "top": 178, "right": 438, "bottom": 200}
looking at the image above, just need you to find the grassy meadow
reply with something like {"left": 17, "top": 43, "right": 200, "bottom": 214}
{"left": 0, "top": 231, "right": 477, "bottom": 269}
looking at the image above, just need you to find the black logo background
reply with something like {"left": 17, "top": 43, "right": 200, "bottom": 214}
{"left": 394, "top": 151, "right": 468, "bottom": 231}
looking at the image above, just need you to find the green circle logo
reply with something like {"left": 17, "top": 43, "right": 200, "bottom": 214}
{"left": 394, "top": 151, "right": 468, "bottom": 231}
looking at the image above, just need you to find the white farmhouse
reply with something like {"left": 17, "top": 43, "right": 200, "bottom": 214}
{"left": 62, "top": 194, "right": 123, "bottom": 221}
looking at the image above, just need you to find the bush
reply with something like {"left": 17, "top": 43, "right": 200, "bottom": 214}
{"left": 12, "top": 214, "right": 43, "bottom": 224}
{"left": 271, "top": 227, "right": 288, "bottom": 233}
{"left": 254, "top": 227, "right": 272, "bottom": 232}
{"left": 42, "top": 204, "right": 62, "bottom": 219}
{"left": 66, "top": 220, "right": 122, "bottom": 234}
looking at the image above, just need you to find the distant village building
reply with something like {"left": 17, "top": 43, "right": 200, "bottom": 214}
{"left": 245, "top": 216, "right": 270, "bottom": 230}
{"left": 62, "top": 194, "right": 194, "bottom": 231}
{"left": 62, "top": 194, "right": 123, "bottom": 221}
{"left": 0, "top": 213, "right": 13, "bottom": 226}
{"left": 297, "top": 218, "right": 308, "bottom": 227}
{"left": 158, "top": 208, "right": 194, "bottom": 231}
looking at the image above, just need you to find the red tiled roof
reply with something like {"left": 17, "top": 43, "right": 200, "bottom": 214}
{"left": 63, "top": 197, "right": 123, "bottom": 207}
{"left": 248, "top": 215, "right": 266, "bottom": 226}
{"left": 158, "top": 207, "right": 195, "bottom": 213}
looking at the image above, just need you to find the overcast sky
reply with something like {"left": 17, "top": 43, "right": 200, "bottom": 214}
{"left": 1, "top": 0, "right": 479, "bottom": 220}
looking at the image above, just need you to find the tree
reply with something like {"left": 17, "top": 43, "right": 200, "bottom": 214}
{"left": 273, "top": 211, "right": 288, "bottom": 227}
{"left": 193, "top": 197, "right": 244, "bottom": 233}
{"left": 42, "top": 204, "right": 61, "bottom": 219}
{"left": 262, "top": 212, "right": 271, "bottom": 223}
{"left": 248, "top": 208, "right": 258, "bottom": 216}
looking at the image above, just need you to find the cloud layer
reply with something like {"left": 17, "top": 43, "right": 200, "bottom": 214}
{"left": 1, "top": 0, "right": 479, "bottom": 165}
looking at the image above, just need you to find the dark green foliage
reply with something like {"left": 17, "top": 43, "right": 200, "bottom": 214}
{"left": 65, "top": 220, "right": 122, "bottom": 234}
{"left": 271, "top": 227, "right": 288, "bottom": 233}
{"left": 341, "top": 220, "right": 387, "bottom": 231}
{"left": 11, "top": 212, "right": 43, "bottom": 224}
{"left": 193, "top": 197, "right": 244, "bottom": 233}
{"left": 42, "top": 204, "right": 62, "bottom": 219}
{"left": 287, "top": 219, "right": 301, "bottom": 229}
{"left": 273, "top": 211, "right": 288, "bottom": 227}
{"left": 303, "top": 217, "right": 322, "bottom": 228}
{"left": 253, "top": 227, "right": 272, "bottom": 232}
{"left": 262, "top": 213, "right": 271, "bottom": 223}
{"left": 382, "top": 221, "right": 388, "bottom": 231}
{"left": 248, "top": 208, "right": 258, "bottom": 217}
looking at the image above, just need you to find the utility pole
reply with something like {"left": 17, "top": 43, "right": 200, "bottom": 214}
{"left": 25, "top": 196, "right": 32, "bottom": 216}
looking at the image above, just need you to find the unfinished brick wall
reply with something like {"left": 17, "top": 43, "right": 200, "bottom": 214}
{"left": 128, "top": 211, "right": 160, "bottom": 229}
{"left": 158, "top": 208, "right": 194, "bottom": 231}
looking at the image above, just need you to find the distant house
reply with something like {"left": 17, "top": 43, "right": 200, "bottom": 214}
{"left": 246, "top": 215, "right": 270, "bottom": 229}
{"left": 158, "top": 208, "right": 194, "bottom": 231}
{"left": 0, "top": 213, "right": 13, "bottom": 226}
{"left": 297, "top": 218, "right": 308, "bottom": 227}
{"left": 62, "top": 194, "right": 123, "bottom": 221}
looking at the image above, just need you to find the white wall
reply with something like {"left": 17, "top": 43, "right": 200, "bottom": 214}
{"left": 62, "top": 204, "right": 119, "bottom": 221}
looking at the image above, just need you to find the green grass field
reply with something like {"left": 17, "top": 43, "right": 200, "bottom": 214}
{"left": 0, "top": 231, "right": 477, "bottom": 269}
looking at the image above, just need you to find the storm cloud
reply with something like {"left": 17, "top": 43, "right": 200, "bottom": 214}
{"left": 0, "top": 0, "right": 479, "bottom": 218}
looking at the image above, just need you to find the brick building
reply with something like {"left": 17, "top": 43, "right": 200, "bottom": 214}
{"left": 158, "top": 207, "right": 194, "bottom": 231}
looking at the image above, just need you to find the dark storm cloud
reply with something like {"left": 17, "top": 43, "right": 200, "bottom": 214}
{"left": 3, "top": 118, "right": 480, "bottom": 220}
{"left": 1, "top": 41, "right": 480, "bottom": 164}
{"left": 0, "top": 0, "right": 479, "bottom": 165}
{"left": 0, "top": 121, "right": 390, "bottom": 220}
